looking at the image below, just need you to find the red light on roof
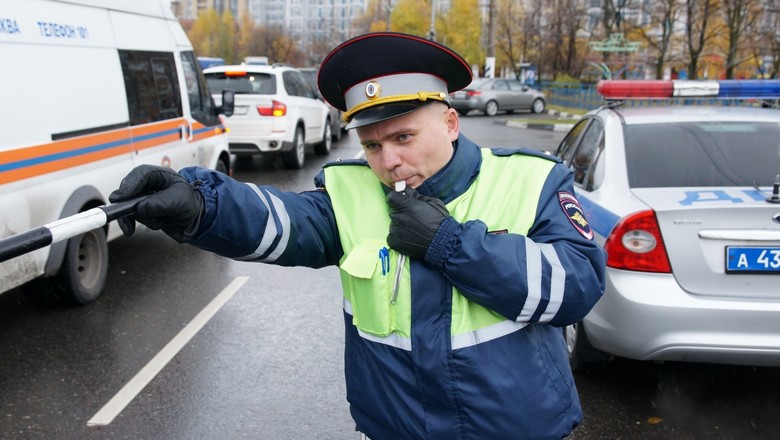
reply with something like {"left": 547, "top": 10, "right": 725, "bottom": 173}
{"left": 596, "top": 80, "right": 674, "bottom": 99}
{"left": 225, "top": 71, "right": 247, "bottom": 77}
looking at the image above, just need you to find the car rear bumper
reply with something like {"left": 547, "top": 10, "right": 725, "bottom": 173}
{"left": 225, "top": 124, "right": 290, "bottom": 155}
{"left": 583, "top": 269, "right": 780, "bottom": 366}
{"left": 450, "top": 99, "right": 484, "bottom": 111}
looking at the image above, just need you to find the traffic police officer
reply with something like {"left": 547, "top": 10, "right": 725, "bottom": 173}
{"left": 110, "top": 32, "right": 606, "bottom": 439}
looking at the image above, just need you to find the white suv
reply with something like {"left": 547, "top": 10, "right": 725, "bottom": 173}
{"left": 204, "top": 64, "right": 332, "bottom": 169}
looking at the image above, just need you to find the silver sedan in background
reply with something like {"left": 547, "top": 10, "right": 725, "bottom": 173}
{"left": 449, "top": 78, "right": 546, "bottom": 116}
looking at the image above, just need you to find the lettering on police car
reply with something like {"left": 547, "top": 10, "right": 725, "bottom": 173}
{"left": 679, "top": 189, "right": 766, "bottom": 206}
{"left": 0, "top": 18, "right": 20, "bottom": 35}
{"left": 558, "top": 192, "right": 593, "bottom": 240}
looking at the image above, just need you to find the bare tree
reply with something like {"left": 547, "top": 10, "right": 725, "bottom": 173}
{"left": 722, "top": 0, "right": 763, "bottom": 78}
{"left": 494, "top": 0, "right": 526, "bottom": 78}
{"left": 685, "top": 0, "right": 719, "bottom": 79}
{"left": 630, "top": 0, "right": 681, "bottom": 79}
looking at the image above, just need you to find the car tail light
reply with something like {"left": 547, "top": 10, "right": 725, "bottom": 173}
{"left": 604, "top": 209, "right": 672, "bottom": 273}
{"left": 466, "top": 90, "right": 481, "bottom": 97}
{"left": 257, "top": 100, "right": 287, "bottom": 117}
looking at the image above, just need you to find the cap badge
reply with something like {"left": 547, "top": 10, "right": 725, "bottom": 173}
{"left": 365, "top": 81, "right": 381, "bottom": 99}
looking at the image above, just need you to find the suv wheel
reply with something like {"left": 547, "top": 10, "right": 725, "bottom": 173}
{"left": 282, "top": 126, "right": 306, "bottom": 169}
{"left": 314, "top": 120, "right": 332, "bottom": 155}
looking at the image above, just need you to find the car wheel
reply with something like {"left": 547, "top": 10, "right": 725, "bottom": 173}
{"left": 456, "top": 109, "right": 469, "bottom": 116}
{"left": 532, "top": 98, "right": 545, "bottom": 114}
{"left": 331, "top": 118, "right": 342, "bottom": 142}
{"left": 564, "top": 322, "right": 611, "bottom": 372}
{"left": 484, "top": 100, "right": 498, "bottom": 116}
{"left": 282, "top": 126, "right": 306, "bottom": 169}
{"left": 315, "top": 120, "right": 332, "bottom": 155}
{"left": 24, "top": 227, "right": 108, "bottom": 307}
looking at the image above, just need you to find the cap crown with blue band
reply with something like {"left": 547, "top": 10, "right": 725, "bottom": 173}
{"left": 318, "top": 32, "right": 473, "bottom": 129}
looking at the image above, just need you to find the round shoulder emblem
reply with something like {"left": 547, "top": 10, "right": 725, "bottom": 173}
{"left": 365, "top": 81, "right": 381, "bottom": 99}
{"left": 558, "top": 191, "right": 593, "bottom": 240}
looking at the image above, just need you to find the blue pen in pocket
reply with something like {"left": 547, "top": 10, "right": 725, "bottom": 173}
{"left": 379, "top": 247, "right": 390, "bottom": 276}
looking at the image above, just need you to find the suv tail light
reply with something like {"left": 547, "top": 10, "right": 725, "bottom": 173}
{"left": 604, "top": 209, "right": 672, "bottom": 273}
{"left": 257, "top": 100, "right": 287, "bottom": 117}
{"left": 466, "top": 90, "right": 481, "bottom": 97}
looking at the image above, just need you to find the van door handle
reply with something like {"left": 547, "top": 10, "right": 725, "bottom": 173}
{"left": 179, "top": 123, "right": 193, "bottom": 141}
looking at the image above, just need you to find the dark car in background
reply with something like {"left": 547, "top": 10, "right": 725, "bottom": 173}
{"left": 300, "top": 67, "right": 347, "bottom": 141}
{"left": 450, "top": 78, "right": 546, "bottom": 116}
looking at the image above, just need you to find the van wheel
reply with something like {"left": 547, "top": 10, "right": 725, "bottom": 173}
{"left": 215, "top": 157, "right": 229, "bottom": 175}
{"left": 314, "top": 121, "right": 332, "bottom": 155}
{"left": 484, "top": 100, "right": 499, "bottom": 116}
{"left": 564, "top": 322, "right": 611, "bottom": 373}
{"left": 24, "top": 228, "right": 108, "bottom": 307}
{"left": 282, "top": 126, "right": 306, "bottom": 169}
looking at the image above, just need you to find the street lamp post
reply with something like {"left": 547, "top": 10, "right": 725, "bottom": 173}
{"left": 428, "top": 0, "right": 436, "bottom": 40}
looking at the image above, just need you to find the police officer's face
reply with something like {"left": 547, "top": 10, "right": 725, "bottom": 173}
{"left": 357, "top": 103, "right": 459, "bottom": 189}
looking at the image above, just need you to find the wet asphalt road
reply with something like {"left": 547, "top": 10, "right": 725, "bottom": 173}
{"left": 1, "top": 113, "right": 779, "bottom": 439}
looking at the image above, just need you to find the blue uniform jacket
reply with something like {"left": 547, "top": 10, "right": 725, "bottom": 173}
{"left": 179, "top": 134, "right": 606, "bottom": 439}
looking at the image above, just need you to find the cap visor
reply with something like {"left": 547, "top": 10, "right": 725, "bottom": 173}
{"left": 346, "top": 101, "right": 438, "bottom": 130}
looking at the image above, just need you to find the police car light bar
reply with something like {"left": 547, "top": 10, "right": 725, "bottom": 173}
{"left": 596, "top": 79, "right": 780, "bottom": 100}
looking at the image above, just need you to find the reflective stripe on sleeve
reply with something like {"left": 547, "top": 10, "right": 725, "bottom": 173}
{"left": 517, "top": 236, "right": 542, "bottom": 322}
{"left": 538, "top": 243, "right": 565, "bottom": 322}
{"left": 516, "top": 239, "right": 565, "bottom": 323}
{"left": 234, "top": 183, "right": 291, "bottom": 262}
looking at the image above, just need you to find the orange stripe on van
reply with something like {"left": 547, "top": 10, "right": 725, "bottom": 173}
{"left": 0, "top": 119, "right": 195, "bottom": 185}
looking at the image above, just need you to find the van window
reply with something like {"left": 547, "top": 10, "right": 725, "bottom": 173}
{"left": 181, "top": 51, "right": 219, "bottom": 127}
{"left": 119, "top": 50, "right": 183, "bottom": 125}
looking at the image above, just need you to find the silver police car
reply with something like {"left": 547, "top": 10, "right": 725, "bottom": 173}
{"left": 554, "top": 79, "right": 780, "bottom": 370}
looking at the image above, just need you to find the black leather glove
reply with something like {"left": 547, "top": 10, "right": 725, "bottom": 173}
{"left": 387, "top": 188, "right": 449, "bottom": 261}
{"left": 109, "top": 165, "right": 203, "bottom": 242}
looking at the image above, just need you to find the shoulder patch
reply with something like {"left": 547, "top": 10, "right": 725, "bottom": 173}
{"left": 490, "top": 147, "right": 561, "bottom": 163}
{"left": 558, "top": 191, "right": 593, "bottom": 240}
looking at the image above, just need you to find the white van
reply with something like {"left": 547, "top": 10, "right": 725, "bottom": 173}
{"left": 0, "top": 0, "right": 234, "bottom": 306}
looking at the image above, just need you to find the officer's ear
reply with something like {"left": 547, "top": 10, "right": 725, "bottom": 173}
{"left": 445, "top": 107, "right": 459, "bottom": 142}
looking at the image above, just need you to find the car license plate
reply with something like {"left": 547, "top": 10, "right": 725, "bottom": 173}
{"left": 453, "top": 91, "right": 466, "bottom": 99}
{"left": 233, "top": 106, "right": 248, "bottom": 115}
{"left": 726, "top": 246, "right": 780, "bottom": 273}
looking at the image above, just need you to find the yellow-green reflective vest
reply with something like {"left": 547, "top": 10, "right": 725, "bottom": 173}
{"left": 324, "top": 149, "right": 555, "bottom": 341}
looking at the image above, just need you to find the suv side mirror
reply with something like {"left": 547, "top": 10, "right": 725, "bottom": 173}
{"left": 220, "top": 89, "right": 235, "bottom": 117}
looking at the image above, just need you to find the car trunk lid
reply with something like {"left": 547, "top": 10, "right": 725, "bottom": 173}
{"left": 633, "top": 187, "right": 780, "bottom": 299}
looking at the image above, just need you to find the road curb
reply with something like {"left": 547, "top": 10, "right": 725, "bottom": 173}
{"left": 504, "top": 120, "right": 575, "bottom": 132}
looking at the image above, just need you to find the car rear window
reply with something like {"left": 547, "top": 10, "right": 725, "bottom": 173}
{"left": 204, "top": 72, "right": 276, "bottom": 95}
{"left": 625, "top": 121, "right": 780, "bottom": 188}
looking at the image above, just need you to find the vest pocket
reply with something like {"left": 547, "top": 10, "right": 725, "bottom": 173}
{"left": 340, "top": 240, "right": 393, "bottom": 336}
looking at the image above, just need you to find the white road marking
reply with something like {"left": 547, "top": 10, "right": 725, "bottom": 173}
{"left": 87, "top": 276, "right": 249, "bottom": 426}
